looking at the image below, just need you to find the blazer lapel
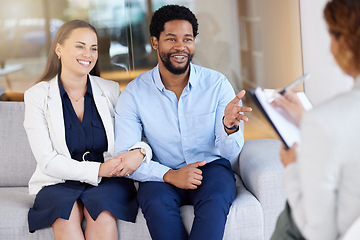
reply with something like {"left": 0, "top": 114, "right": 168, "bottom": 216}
{"left": 47, "top": 76, "right": 71, "bottom": 158}
{"left": 90, "top": 76, "right": 115, "bottom": 155}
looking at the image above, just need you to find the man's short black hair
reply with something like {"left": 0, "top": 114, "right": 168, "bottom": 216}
{"left": 150, "top": 5, "right": 199, "bottom": 40}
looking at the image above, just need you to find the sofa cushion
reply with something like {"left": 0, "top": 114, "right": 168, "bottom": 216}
{"left": 0, "top": 180, "right": 264, "bottom": 239}
{"left": 118, "top": 179, "right": 264, "bottom": 240}
{"left": 0, "top": 102, "right": 36, "bottom": 187}
{"left": 0, "top": 187, "right": 53, "bottom": 239}
{"left": 0, "top": 101, "right": 280, "bottom": 239}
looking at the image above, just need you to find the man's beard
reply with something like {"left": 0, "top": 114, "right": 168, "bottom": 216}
{"left": 159, "top": 51, "right": 194, "bottom": 75}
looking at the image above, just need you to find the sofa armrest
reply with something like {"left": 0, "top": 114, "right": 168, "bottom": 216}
{"left": 239, "top": 138, "right": 286, "bottom": 240}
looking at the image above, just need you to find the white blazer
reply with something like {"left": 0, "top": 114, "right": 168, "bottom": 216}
{"left": 284, "top": 76, "right": 360, "bottom": 240}
{"left": 24, "top": 75, "right": 119, "bottom": 195}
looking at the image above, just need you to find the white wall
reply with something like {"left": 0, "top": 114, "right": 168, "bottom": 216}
{"left": 259, "top": 0, "right": 303, "bottom": 89}
{"left": 190, "top": 0, "right": 304, "bottom": 93}
{"left": 236, "top": 0, "right": 303, "bottom": 91}
{"left": 300, "top": 0, "right": 353, "bottom": 106}
{"left": 192, "top": 0, "right": 242, "bottom": 92}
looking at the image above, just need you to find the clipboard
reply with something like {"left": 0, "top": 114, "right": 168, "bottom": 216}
{"left": 248, "top": 88, "right": 312, "bottom": 149}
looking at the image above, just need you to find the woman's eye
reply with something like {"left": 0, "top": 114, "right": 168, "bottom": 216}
{"left": 76, "top": 45, "right": 84, "bottom": 49}
{"left": 91, "top": 47, "right": 98, "bottom": 51}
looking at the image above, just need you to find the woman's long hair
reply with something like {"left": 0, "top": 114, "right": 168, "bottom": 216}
{"left": 38, "top": 20, "right": 100, "bottom": 82}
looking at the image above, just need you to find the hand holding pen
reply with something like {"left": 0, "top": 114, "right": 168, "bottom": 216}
{"left": 272, "top": 73, "right": 310, "bottom": 126}
{"left": 278, "top": 73, "right": 310, "bottom": 95}
{"left": 272, "top": 91, "right": 305, "bottom": 126}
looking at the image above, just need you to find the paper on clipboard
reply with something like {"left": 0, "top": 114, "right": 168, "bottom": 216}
{"left": 250, "top": 87, "right": 312, "bottom": 148}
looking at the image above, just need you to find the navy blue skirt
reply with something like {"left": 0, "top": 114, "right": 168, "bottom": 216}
{"left": 28, "top": 177, "right": 138, "bottom": 233}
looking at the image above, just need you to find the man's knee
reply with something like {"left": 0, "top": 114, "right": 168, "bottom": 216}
{"left": 195, "top": 174, "right": 236, "bottom": 213}
{"left": 138, "top": 182, "right": 180, "bottom": 212}
{"left": 200, "top": 177, "right": 236, "bottom": 202}
{"left": 199, "top": 190, "right": 234, "bottom": 211}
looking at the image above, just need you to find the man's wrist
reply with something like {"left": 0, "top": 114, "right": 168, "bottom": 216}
{"left": 222, "top": 116, "right": 239, "bottom": 131}
{"left": 128, "top": 147, "right": 149, "bottom": 163}
{"left": 163, "top": 169, "right": 174, "bottom": 183}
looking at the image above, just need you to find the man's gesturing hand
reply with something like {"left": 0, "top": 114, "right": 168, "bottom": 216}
{"left": 223, "top": 90, "right": 252, "bottom": 133}
{"left": 163, "top": 161, "right": 206, "bottom": 189}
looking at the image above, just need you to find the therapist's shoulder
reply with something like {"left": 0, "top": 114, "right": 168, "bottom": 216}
{"left": 313, "top": 90, "right": 358, "bottom": 117}
{"left": 302, "top": 89, "right": 359, "bottom": 133}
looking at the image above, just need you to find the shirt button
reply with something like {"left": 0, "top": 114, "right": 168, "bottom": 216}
{"left": 179, "top": 114, "right": 183, "bottom": 117}
{"left": 183, "top": 137, "right": 186, "bottom": 140}
{"left": 187, "top": 157, "right": 190, "bottom": 160}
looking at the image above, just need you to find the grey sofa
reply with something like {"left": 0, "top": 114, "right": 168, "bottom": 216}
{"left": 0, "top": 101, "right": 286, "bottom": 240}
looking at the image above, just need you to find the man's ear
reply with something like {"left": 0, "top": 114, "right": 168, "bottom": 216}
{"left": 151, "top": 36, "right": 158, "bottom": 50}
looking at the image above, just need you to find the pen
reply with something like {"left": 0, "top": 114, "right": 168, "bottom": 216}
{"left": 279, "top": 73, "right": 310, "bottom": 95}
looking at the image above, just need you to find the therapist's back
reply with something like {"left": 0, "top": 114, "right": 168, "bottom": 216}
{"left": 271, "top": 0, "right": 360, "bottom": 239}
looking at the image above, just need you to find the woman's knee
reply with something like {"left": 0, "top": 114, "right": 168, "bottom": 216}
{"left": 53, "top": 200, "right": 83, "bottom": 228}
{"left": 52, "top": 215, "right": 84, "bottom": 239}
{"left": 85, "top": 209, "right": 116, "bottom": 227}
{"left": 84, "top": 210, "right": 118, "bottom": 240}
{"left": 96, "top": 211, "right": 116, "bottom": 226}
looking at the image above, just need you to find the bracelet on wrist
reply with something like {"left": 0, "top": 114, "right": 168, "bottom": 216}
{"left": 222, "top": 116, "right": 239, "bottom": 131}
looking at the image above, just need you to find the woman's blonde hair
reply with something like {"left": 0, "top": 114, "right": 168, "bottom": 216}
{"left": 39, "top": 20, "right": 100, "bottom": 82}
{"left": 324, "top": 0, "right": 360, "bottom": 75}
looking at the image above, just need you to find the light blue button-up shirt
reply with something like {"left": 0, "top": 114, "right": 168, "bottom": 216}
{"left": 114, "top": 64, "right": 244, "bottom": 182}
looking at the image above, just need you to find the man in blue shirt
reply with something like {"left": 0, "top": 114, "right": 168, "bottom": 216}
{"left": 114, "top": 4, "right": 252, "bottom": 240}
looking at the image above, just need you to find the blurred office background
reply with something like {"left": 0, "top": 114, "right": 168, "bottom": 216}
{"left": 0, "top": 0, "right": 303, "bottom": 141}
{"left": 0, "top": 0, "right": 302, "bottom": 95}
{"left": 0, "top": 0, "right": 349, "bottom": 140}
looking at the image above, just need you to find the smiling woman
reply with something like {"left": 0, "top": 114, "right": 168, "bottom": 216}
{"left": 39, "top": 20, "right": 100, "bottom": 83}
{"left": 23, "top": 20, "right": 153, "bottom": 239}
{"left": 55, "top": 28, "right": 98, "bottom": 88}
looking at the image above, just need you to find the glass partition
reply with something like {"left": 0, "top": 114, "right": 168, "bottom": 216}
{"left": 0, "top": 0, "right": 302, "bottom": 102}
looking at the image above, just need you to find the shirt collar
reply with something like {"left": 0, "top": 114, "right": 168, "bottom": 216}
{"left": 188, "top": 63, "right": 197, "bottom": 89}
{"left": 153, "top": 63, "right": 198, "bottom": 92}
{"left": 58, "top": 75, "right": 93, "bottom": 99}
{"left": 153, "top": 65, "right": 165, "bottom": 91}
